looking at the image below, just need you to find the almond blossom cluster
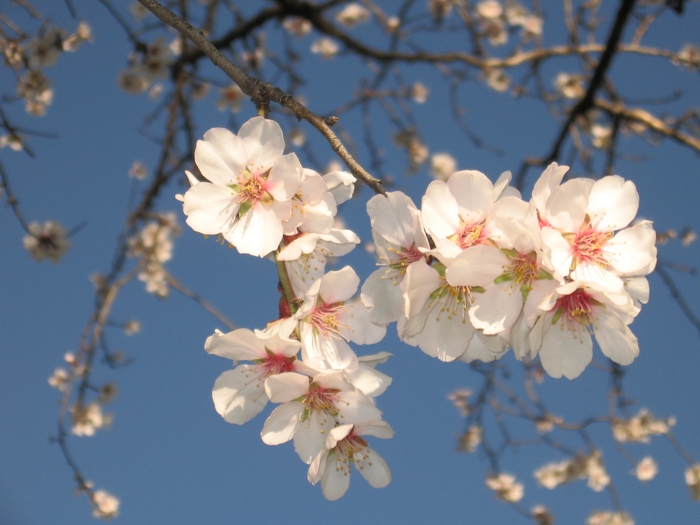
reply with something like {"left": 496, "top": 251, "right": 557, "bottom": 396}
{"left": 363, "top": 162, "right": 656, "bottom": 379}
{"left": 180, "top": 115, "right": 656, "bottom": 500}
{"left": 179, "top": 116, "right": 392, "bottom": 500}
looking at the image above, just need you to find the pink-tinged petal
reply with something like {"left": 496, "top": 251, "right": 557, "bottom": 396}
{"left": 212, "top": 367, "right": 267, "bottom": 425}
{"left": 299, "top": 169, "right": 328, "bottom": 202}
{"left": 238, "top": 116, "right": 285, "bottom": 172}
{"left": 540, "top": 227, "right": 572, "bottom": 279}
{"left": 538, "top": 323, "right": 592, "bottom": 379}
{"left": 545, "top": 178, "right": 592, "bottom": 231}
{"left": 345, "top": 364, "right": 392, "bottom": 397}
{"left": 294, "top": 411, "right": 334, "bottom": 464}
{"left": 336, "top": 391, "right": 383, "bottom": 424}
{"left": 361, "top": 269, "right": 405, "bottom": 325}
{"left": 225, "top": 202, "right": 284, "bottom": 257}
{"left": 446, "top": 245, "right": 507, "bottom": 287}
{"left": 307, "top": 449, "right": 327, "bottom": 485}
{"left": 469, "top": 284, "right": 523, "bottom": 335}
{"left": 532, "top": 162, "right": 569, "bottom": 212}
{"left": 605, "top": 221, "right": 657, "bottom": 276}
{"left": 300, "top": 326, "right": 359, "bottom": 372}
{"left": 319, "top": 266, "right": 359, "bottom": 304}
{"left": 194, "top": 128, "right": 247, "bottom": 186}
{"left": 492, "top": 170, "right": 513, "bottom": 199}
{"left": 321, "top": 456, "right": 351, "bottom": 500}
{"left": 447, "top": 170, "right": 494, "bottom": 223}
{"left": 355, "top": 421, "right": 395, "bottom": 439}
{"left": 260, "top": 401, "right": 303, "bottom": 445}
{"left": 415, "top": 312, "right": 474, "bottom": 362}
{"left": 403, "top": 259, "right": 441, "bottom": 322}
{"left": 587, "top": 176, "right": 639, "bottom": 231}
{"left": 182, "top": 183, "right": 238, "bottom": 235}
{"left": 300, "top": 193, "right": 336, "bottom": 234}
{"left": 595, "top": 309, "right": 639, "bottom": 366}
{"left": 268, "top": 152, "right": 303, "bottom": 202}
{"left": 357, "top": 449, "right": 392, "bottom": 488}
{"left": 264, "top": 372, "right": 309, "bottom": 403}
{"left": 422, "top": 181, "right": 460, "bottom": 239}
{"left": 339, "top": 301, "right": 386, "bottom": 345}
{"left": 323, "top": 171, "right": 356, "bottom": 205}
{"left": 367, "top": 192, "right": 426, "bottom": 249}
{"left": 624, "top": 276, "right": 649, "bottom": 307}
{"left": 205, "top": 328, "right": 265, "bottom": 361}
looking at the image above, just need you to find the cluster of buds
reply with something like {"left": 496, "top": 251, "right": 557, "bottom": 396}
{"left": 534, "top": 451, "right": 609, "bottom": 492}
{"left": 118, "top": 37, "right": 174, "bottom": 95}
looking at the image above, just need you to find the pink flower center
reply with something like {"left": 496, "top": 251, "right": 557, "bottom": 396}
{"left": 311, "top": 302, "right": 347, "bottom": 338}
{"left": 236, "top": 172, "right": 269, "bottom": 205}
{"left": 257, "top": 352, "right": 297, "bottom": 377}
{"left": 456, "top": 219, "right": 489, "bottom": 249}
{"left": 568, "top": 224, "right": 613, "bottom": 270}
{"left": 553, "top": 289, "right": 594, "bottom": 329}
{"left": 303, "top": 383, "right": 340, "bottom": 417}
{"left": 507, "top": 251, "right": 539, "bottom": 287}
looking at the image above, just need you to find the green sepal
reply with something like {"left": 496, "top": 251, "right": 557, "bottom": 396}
{"left": 521, "top": 286, "right": 530, "bottom": 302}
{"left": 471, "top": 286, "right": 486, "bottom": 294}
{"left": 551, "top": 307, "right": 563, "bottom": 325}
{"left": 494, "top": 274, "right": 514, "bottom": 285}
{"left": 537, "top": 269, "right": 554, "bottom": 280}
{"left": 500, "top": 248, "right": 519, "bottom": 259}
{"left": 238, "top": 201, "right": 252, "bottom": 218}
{"left": 432, "top": 261, "right": 447, "bottom": 277}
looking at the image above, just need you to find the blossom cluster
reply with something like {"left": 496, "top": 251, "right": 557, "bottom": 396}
{"left": 363, "top": 162, "right": 656, "bottom": 380}
{"left": 1, "top": 22, "right": 91, "bottom": 117}
{"left": 179, "top": 115, "right": 656, "bottom": 500}
{"left": 179, "top": 116, "right": 393, "bottom": 500}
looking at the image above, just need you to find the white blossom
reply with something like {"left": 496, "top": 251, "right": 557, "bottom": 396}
{"left": 92, "top": 490, "right": 120, "bottom": 519}
{"left": 23, "top": 221, "right": 71, "bottom": 263}
{"left": 486, "top": 472, "right": 524, "bottom": 502}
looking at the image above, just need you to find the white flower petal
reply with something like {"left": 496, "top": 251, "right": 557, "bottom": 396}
{"left": 587, "top": 176, "right": 639, "bottom": 231}
{"left": 595, "top": 309, "right": 639, "bottom": 366}
{"left": 357, "top": 449, "right": 391, "bottom": 488}
{"left": 212, "top": 367, "right": 267, "bottom": 424}
{"left": 194, "top": 128, "right": 247, "bottom": 186}
{"left": 261, "top": 401, "right": 303, "bottom": 445}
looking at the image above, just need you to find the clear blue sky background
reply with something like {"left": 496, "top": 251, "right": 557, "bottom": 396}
{"left": 1, "top": 1, "right": 699, "bottom": 524}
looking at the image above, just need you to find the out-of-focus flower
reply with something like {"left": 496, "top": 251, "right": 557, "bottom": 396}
{"left": 0, "top": 132, "right": 23, "bottom": 151}
{"left": 477, "top": 0, "right": 503, "bottom": 19}
{"left": 216, "top": 84, "right": 245, "bottom": 112}
{"left": 26, "top": 27, "right": 64, "bottom": 69}
{"left": 190, "top": 81, "right": 210, "bottom": 100}
{"left": 448, "top": 389, "right": 472, "bottom": 416}
{"left": 634, "top": 456, "right": 658, "bottom": 481}
{"left": 484, "top": 68, "right": 510, "bottom": 92}
{"left": 63, "top": 22, "right": 93, "bottom": 52}
{"left": 429, "top": 153, "right": 456, "bottom": 181}
{"left": 591, "top": 123, "right": 612, "bottom": 149}
{"left": 459, "top": 425, "right": 482, "bottom": 452}
{"left": 681, "top": 228, "right": 697, "bottom": 247}
{"left": 128, "top": 213, "right": 180, "bottom": 297}
{"left": 486, "top": 472, "right": 524, "bottom": 502}
{"left": 117, "top": 67, "right": 150, "bottom": 94}
{"left": 283, "top": 17, "right": 312, "bottom": 37}
{"left": 535, "top": 452, "right": 608, "bottom": 490}
{"left": 92, "top": 490, "right": 120, "bottom": 519}
{"left": 72, "top": 402, "right": 113, "bottom": 437}
{"left": 611, "top": 408, "right": 675, "bottom": 443}
{"left": 124, "top": 319, "right": 141, "bottom": 335}
{"left": 48, "top": 368, "right": 70, "bottom": 392}
{"left": 23, "top": 221, "right": 71, "bottom": 263}
{"left": 335, "top": 3, "right": 371, "bottom": 27}
{"left": 128, "top": 160, "right": 148, "bottom": 180}
{"left": 428, "top": 0, "right": 454, "bottom": 21}
{"left": 587, "top": 511, "right": 634, "bottom": 525}
{"left": 311, "top": 38, "right": 339, "bottom": 58}
{"left": 554, "top": 72, "right": 584, "bottom": 99}
{"left": 411, "top": 81, "right": 430, "bottom": 103}
{"left": 685, "top": 464, "right": 700, "bottom": 500}
{"left": 98, "top": 382, "right": 118, "bottom": 404}
{"left": 532, "top": 505, "right": 554, "bottom": 525}
{"left": 17, "top": 71, "right": 54, "bottom": 115}
{"left": 677, "top": 43, "right": 700, "bottom": 68}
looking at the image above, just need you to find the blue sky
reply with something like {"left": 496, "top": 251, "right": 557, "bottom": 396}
{"left": 1, "top": 1, "right": 700, "bottom": 524}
